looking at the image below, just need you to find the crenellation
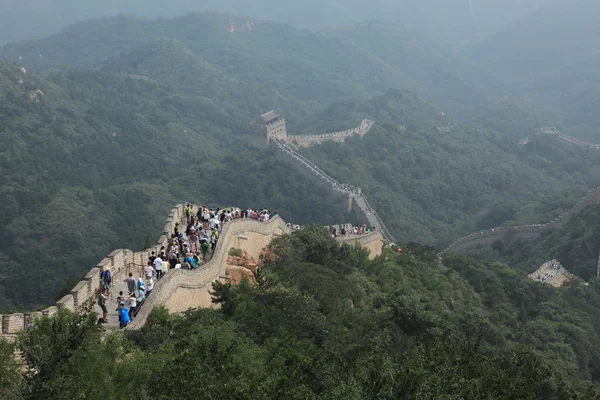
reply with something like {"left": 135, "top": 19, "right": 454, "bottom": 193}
{"left": 70, "top": 281, "right": 88, "bottom": 308}
{"left": 2, "top": 314, "right": 25, "bottom": 334}
{"left": 57, "top": 294, "right": 75, "bottom": 311}
{"left": 84, "top": 268, "right": 101, "bottom": 296}
{"left": 109, "top": 250, "right": 127, "bottom": 275}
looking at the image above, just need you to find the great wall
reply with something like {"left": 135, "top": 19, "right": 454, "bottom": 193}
{"left": 0, "top": 204, "right": 384, "bottom": 338}
{"left": 533, "top": 127, "right": 600, "bottom": 150}
{"left": 440, "top": 186, "right": 600, "bottom": 255}
{"left": 287, "top": 119, "right": 375, "bottom": 147}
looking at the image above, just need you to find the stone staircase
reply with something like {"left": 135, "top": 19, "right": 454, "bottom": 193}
{"left": 274, "top": 136, "right": 396, "bottom": 243}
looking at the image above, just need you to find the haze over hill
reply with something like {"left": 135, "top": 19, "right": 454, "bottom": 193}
{"left": 0, "top": 0, "right": 560, "bottom": 49}
{"left": 462, "top": 0, "right": 600, "bottom": 140}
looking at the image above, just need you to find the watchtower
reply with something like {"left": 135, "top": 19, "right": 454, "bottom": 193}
{"left": 249, "top": 110, "right": 287, "bottom": 148}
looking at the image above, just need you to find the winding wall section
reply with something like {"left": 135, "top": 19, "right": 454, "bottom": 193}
{"left": 440, "top": 187, "right": 600, "bottom": 255}
{"left": 274, "top": 136, "right": 396, "bottom": 243}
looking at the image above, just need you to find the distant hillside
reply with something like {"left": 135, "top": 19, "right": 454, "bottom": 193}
{"left": 461, "top": 0, "right": 600, "bottom": 140}
{"left": 0, "top": 0, "right": 559, "bottom": 48}
{"left": 463, "top": 0, "right": 600, "bottom": 85}
{"left": 298, "top": 90, "right": 600, "bottom": 245}
{"left": 463, "top": 203, "right": 600, "bottom": 281}
{"left": 0, "top": 12, "right": 496, "bottom": 119}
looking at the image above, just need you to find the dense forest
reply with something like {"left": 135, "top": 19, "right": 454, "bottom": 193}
{"left": 2, "top": 11, "right": 600, "bottom": 311}
{"left": 3, "top": 227, "right": 600, "bottom": 398}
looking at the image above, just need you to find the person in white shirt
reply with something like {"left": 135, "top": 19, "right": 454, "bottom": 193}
{"left": 153, "top": 256, "right": 163, "bottom": 279}
{"left": 146, "top": 277, "right": 154, "bottom": 296}
{"left": 175, "top": 262, "right": 182, "bottom": 269}
{"left": 128, "top": 293, "right": 137, "bottom": 318}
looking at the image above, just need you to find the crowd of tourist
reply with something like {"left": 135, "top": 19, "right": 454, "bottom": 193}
{"left": 328, "top": 224, "right": 377, "bottom": 239}
{"left": 96, "top": 204, "right": 282, "bottom": 330}
{"left": 534, "top": 260, "right": 563, "bottom": 283}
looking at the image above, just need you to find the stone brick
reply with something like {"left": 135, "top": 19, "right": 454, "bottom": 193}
{"left": 2, "top": 314, "right": 25, "bottom": 334}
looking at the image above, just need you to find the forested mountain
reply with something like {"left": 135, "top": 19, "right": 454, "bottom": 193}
{"left": 3, "top": 229, "right": 600, "bottom": 398}
{"left": 0, "top": 0, "right": 559, "bottom": 49}
{"left": 1, "top": 11, "right": 599, "bottom": 317}
{"left": 0, "top": 12, "right": 490, "bottom": 118}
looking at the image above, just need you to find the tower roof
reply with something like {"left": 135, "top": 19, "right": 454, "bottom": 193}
{"left": 260, "top": 110, "right": 280, "bottom": 123}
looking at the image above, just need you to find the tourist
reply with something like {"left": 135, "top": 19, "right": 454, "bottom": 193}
{"left": 153, "top": 254, "right": 164, "bottom": 279}
{"left": 101, "top": 267, "right": 112, "bottom": 300}
{"left": 210, "top": 233, "right": 217, "bottom": 252}
{"left": 201, "top": 241, "right": 210, "bottom": 261}
{"left": 146, "top": 277, "right": 154, "bottom": 296}
{"left": 161, "top": 257, "right": 169, "bottom": 274}
{"left": 185, "top": 204, "right": 192, "bottom": 224}
{"left": 115, "top": 291, "right": 125, "bottom": 311}
{"left": 144, "top": 261, "right": 156, "bottom": 279}
{"left": 128, "top": 292, "right": 137, "bottom": 319}
{"left": 98, "top": 289, "right": 108, "bottom": 320}
{"left": 124, "top": 272, "right": 136, "bottom": 294}
{"left": 118, "top": 303, "right": 130, "bottom": 329}
{"left": 149, "top": 251, "right": 157, "bottom": 265}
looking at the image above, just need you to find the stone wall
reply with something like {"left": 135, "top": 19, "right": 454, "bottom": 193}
{"left": 440, "top": 187, "right": 600, "bottom": 255}
{"left": 288, "top": 119, "right": 374, "bottom": 147}
{"left": 130, "top": 216, "right": 383, "bottom": 329}
{"left": 0, "top": 203, "right": 188, "bottom": 337}
{"left": 1, "top": 202, "right": 384, "bottom": 336}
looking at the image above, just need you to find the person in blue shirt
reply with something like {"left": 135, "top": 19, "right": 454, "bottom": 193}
{"left": 118, "top": 303, "right": 130, "bottom": 329}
